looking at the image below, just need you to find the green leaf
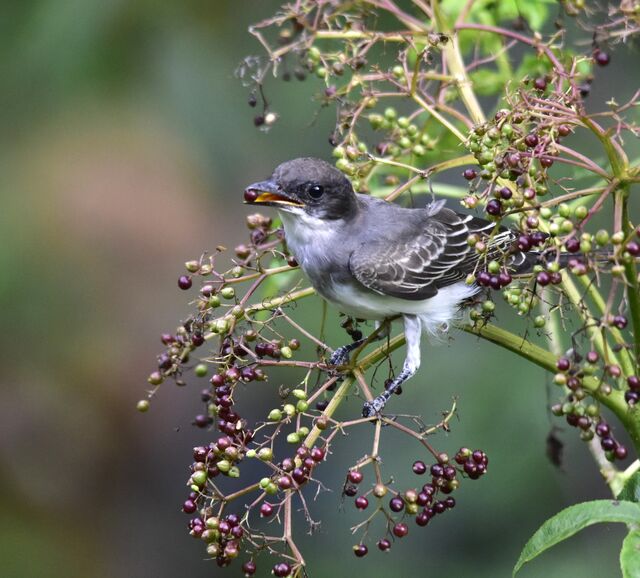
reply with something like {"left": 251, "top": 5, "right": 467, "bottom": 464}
{"left": 619, "top": 472, "right": 640, "bottom": 503}
{"left": 621, "top": 530, "right": 640, "bottom": 578}
{"left": 513, "top": 500, "right": 640, "bottom": 576}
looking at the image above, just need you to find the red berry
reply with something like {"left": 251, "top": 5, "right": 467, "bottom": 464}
{"left": 348, "top": 470, "right": 363, "bottom": 484}
{"left": 377, "top": 538, "right": 391, "bottom": 551}
{"left": 594, "top": 49, "right": 610, "bottom": 66}
{"left": 392, "top": 522, "right": 409, "bottom": 538}
{"left": 355, "top": 496, "right": 369, "bottom": 510}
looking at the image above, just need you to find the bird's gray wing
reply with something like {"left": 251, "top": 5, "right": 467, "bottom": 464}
{"left": 349, "top": 208, "right": 514, "bottom": 301}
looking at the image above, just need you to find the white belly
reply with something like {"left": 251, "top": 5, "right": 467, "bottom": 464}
{"left": 328, "top": 280, "right": 479, "bottom": 335}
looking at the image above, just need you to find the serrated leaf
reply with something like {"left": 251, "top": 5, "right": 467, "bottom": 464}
{"left": 619, "top": 472, "right": 640, "bottom": 503}
{"left": 513, "top": 500, "right": 640, "bottom": 576}
{"left": 621, "top": 530, "right": 640, "bottom": 578}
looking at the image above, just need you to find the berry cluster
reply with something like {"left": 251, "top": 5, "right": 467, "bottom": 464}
{"left": 549, "top": 349, "right": 636, "bottom": 461}
{"left": 346, "top": 449, "right": 488, "bottom": 557}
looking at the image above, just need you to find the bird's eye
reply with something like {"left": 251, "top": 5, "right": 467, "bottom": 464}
{"left": 308, "top": 184, "right": 324, "bottom": 199}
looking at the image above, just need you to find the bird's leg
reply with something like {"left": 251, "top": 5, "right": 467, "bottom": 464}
{"left": 328, "top": 320, "right": 389, "bottom": 367}
{"left": 362, "top": 315, "right": 422, "bottom": 418}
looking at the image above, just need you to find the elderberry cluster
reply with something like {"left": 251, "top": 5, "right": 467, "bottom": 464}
{"left": 345, "top": 449, "right": 488, "bottom": 558}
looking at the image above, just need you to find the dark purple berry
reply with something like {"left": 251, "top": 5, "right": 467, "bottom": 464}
{"left": 556, "top": 357, "right": 570, "bottom": 371}
{"left": 533, "top": 77, "right": 547, "bottom": 91}
{"left": 627, "top": 241, "right": 640, "bottom": 256}
{"left": 628, "top": 376, "right": 640, "bottom": 391}
{"left": 486, "top": 199, "right": 502, "bottom": 216}
{"left": 377, "top": 538, "right": 391, "bottom": 551}
{"left": 355, "top": 496, "right": 369, "bottom": 510}
{"left": 260, "top": 502, "right": 274, "bottom": 517}
{"left": 412, "top": 460, "right": 427, "bottom": 475}
{"left": 536, "top": 271, "right": 551, "bottom": 286}
{"left": 595, "top": 422, "right": 610, "bottom": 437}
{"left": 566, "top": 238, "right": 580, "bottom": 252}
{"left": 182, "top": 499, "right": 197, "bottom": 514}
{"left": 273, "top": 562, "right": 291, "bottom": 577}
{"left": 344, "top": 484, "right": 358, "bottom": 497}
{"left": 601, "top": 437, "right": 616, "bottom": 451}
{"left": 615, "top": 446, "right": 628, "bottom": 460}
{"left": 389, "top": 497, "right": 404, "bottom": 512}
{"left": 178, "top": 275, "right": 192, "bottom": 290}
{"left": 416, "top": 512, "right": 430, "bottom": 526}
{"left": 463, "top": 168, "right": 478, "bottom": 180}
{"left": 242, "top": 560, "right": 257, "bottom": 576}
{"left": 353, "top": 544, "right": 368, "bottom": 558}
{"left": 524, "top": 133, "right": 539, "bottom": 148}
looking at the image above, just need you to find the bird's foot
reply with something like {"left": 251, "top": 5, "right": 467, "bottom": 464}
{"left": 328, "top": 345, "right": 352, "bottom": 368}
{"left": 362, "top": 395, "right": 388, "bottom": 418}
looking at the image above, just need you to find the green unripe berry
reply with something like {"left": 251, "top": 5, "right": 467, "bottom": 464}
{"left": 397, "top": 116, "right": 410, "bottom": 128}
{"left": 384, "top": 107, "right": 397, "bottom": 120}
{"left": 332, "top": 146, "right": 346, "bottom": 158}
{"left": 260, "top": 477, "right": 271, "bottom": 489}
{"left": 265, "top": 482, "right": 278, "bottom": 495}
{"left": 553, "top": 373, "right": 567, "bottom": 386}
{"left": 280, "top": 346, "right": 293, "bottom": 359}
{"left": 292, "top": 389, "right": 307, "bottom": 400}
{"left": 258, "top": 448, "right": 273, "bottom": 461}
{"left": 558, "top": 203, "right": 571, "bottom": 218}
{"left": 217, "top": 460, "right": 231, "bottom": 473}
{"left": 412, "top": 144, "right": 426, "bottom": 156}
{"left": 220, "top": 286, "right": 235, "bottom": 299}
{"left": 192, "top": 470, "right": 207, "bottom": 486}
{"left": 283, "top": 404, "right": 296, "bottom": 417}
{"left": 482, "top": 300, "right": 495, "bottom": 313}
{"left": 287, "top": 432, "right": 300, "bottom": 444}
{"left": 488, "top": 260, "right": 500, "bottom": 274}
{"left": 137, "top": 399, "right": 150, "bottom": 412}
{"left": 574, "top": 205, "right": 588, "bottom": 220}
{"left": 298, "top": 426, "right": 309, "bottom": 436}
{"left": 228, "top": 466, "right": 240, "bottom": 478}
{"left": 296, "top": 400, "right": 309, "bottom": 413}
{"left": 194, "top": 363, "right": 208, "bottom": 378}
{"left": 611, "top": 231, "right": 624, "bottom": 245}
{"left": 206, "top": 517, "right": 220, "bottom": 530}
{"left": 246, "top": 449, "right": 257, "bottom": 458}
{"left": 208, "top": 295, "right": 221, "bottom": 308}
{"left": 268, "top": 409, "right": 283, "bottom": 422}
{"left": 534, "top": 316, "right": 546, "bottom": 328}
{"left": 595, "top": 229, "right": 609, "bottom": 246}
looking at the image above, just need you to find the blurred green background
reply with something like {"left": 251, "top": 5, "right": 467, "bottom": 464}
{"left": 0, "top": 2, "right": 635, "bottom": 577}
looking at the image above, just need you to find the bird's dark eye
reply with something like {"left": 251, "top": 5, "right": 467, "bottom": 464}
{"left": 308, "top": 184, "right": 324, "bottom": 199}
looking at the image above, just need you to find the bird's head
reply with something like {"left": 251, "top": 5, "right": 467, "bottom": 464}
{"left": 244, "top": 157, "right": 358, "bottom": 220}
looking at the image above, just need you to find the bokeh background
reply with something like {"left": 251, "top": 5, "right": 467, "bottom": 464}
{"left": 1, "top": 2, "right": 637, "bottom": 577}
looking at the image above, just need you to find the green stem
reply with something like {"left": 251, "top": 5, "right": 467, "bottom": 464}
{"left": 432, "top": 0, "right": 486, "bottom": 125}
{"left": 618, "top": 185, "right": 640, "bottom": 363}
{"left": 463, "top": 322, "right": 640, "bottom": 453}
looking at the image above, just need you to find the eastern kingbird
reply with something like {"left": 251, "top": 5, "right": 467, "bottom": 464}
{"left": 244, "top": 157, "right": 537, "bottom": 417}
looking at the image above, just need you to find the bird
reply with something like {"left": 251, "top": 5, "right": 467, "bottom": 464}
{"left": 244, "top": 157, "right": 545, "bottom": 417}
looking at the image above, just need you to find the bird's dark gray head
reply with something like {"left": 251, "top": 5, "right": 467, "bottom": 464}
{"left": 244, "top": 157, "right": 358, "bottom": 220}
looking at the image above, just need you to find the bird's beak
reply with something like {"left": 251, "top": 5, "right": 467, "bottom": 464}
{"left": 244, "top": 180, "right": 304, "bottom": 207}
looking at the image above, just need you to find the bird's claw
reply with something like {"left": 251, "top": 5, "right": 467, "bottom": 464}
{"left": 328, "top": 346, "right": 351, "bottom": 367}
{"left": 362, "top": 397, "right": 385, "bottom": 419}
